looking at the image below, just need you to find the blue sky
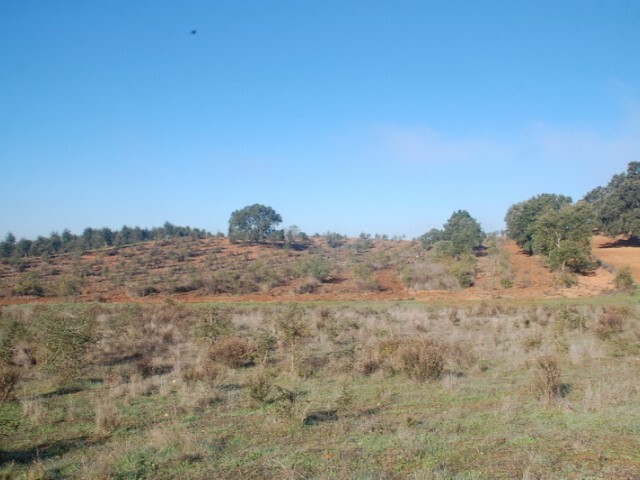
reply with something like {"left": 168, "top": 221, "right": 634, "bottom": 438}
{"left": 2, "top": 1, "right": 640, "bottom": 240}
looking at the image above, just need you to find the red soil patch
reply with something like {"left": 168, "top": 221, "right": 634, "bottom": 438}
{"left": 0, "top": 237, "right": 621, "bottom": 306}
{"left": 484, "top": 240, "right": 615, "bottom": 300}
{"left": 592, "top": 235, "right": 640, "bottom": 282}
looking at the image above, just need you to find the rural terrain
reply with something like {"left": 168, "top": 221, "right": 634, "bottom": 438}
{"left": 0, "top": 232, "right": 636, "bottom": 305}
{"left": 1, "top": 230, "right": 639, "bottom": 479}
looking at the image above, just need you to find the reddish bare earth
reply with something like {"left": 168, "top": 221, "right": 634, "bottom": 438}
{"left": 436, "top": 240, "right": 614, "bottom": 301}
{"left": 502, "top": 240, "right": 615, "bottom": 299}
{"left": 0, "top": 237, "right": 623, "bottom": 305}
{"left": 592, "top": 235, "right": 640, "bottom": 282}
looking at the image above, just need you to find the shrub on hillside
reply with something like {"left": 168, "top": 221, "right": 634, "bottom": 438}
{"left": 274, "top": 304, "right": 310, "bottom": 346}
{"left": 325, "top": 232, "right": 346, "bottom": 248}
{"left": 192, "top": 305, "right": 234, "bottom": 343}
{"left": 450, "top": 261, "right": 475, "bottom": 288}
{"left": 248, "top": 368, "right": 276, "bottom": 403}
{"left": 208, "top": 337, "right": 256, "bottom": 368}
{"left": 295, "top": 255, "right": 332, "bottom": 282}
{"left": 12, "top": 274, "right": 45, "bottom": 297}
{"left": 293, "top": 277, "right": 321, "bottom": 294}
{"left": 614, "top": 267, "right": 635, "bottom": 291}
{"left": 353, "top": 262, "right": 381, "bottom": 292}
{"left": 125, "top": 281, "right": 159, "bottom": 297}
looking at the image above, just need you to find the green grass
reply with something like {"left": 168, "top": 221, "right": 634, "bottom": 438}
{"left": 1, "top": 299, "right": 640, "bottom": 478}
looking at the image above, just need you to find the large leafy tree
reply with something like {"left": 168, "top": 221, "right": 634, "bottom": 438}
{"left": 228, "top": 204, "right": 283, "bottom": 244}
{"left": 584, "top": 162, "right": 640, "bottom": 239}
{"left": 420, "top": 210, "right": 484, "bottom": 256}
{"left": 505, "top": 193, "right": 572, "bottom": 254}
{"left": 531, "top": 203, "right": 594, "bottom": 272}
{"left": 442, "top": 210, "right": 485, "bottom": 255}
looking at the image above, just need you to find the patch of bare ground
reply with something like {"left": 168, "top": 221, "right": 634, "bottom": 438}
{"left": 592, "top": 235, "right": 640, "bottom": 282}
{"left": 0, "top": 236, "right": 621, "bottom": 306}
{"left": 493, "top": 240, "right": 614, "bottom": 300}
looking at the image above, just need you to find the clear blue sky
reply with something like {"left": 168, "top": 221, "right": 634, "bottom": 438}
{"left": 2, "top": 1, "right": 640, "bottom": 240}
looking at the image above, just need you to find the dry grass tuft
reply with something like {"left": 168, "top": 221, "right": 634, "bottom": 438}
{"left": 0, "top": 364, "right": 19, "bottom": 403}
{"left": 176, "top": 381, "right": 223, "bottom": 412}
{"left": 94, "top": 400, "right": 121, "bottom": 435}
{"left": 398, "top": 337, "right": 446, "bottom": 382}
{"left": 532, "top": 353, "right": 563, "bottom": 406}
{"left": 21, "top": 397, "right": 47, "bottom": 425}
{"left": 595, "top": 309, "right": 625, "bottom": 339}
{"left": 522, "top": 333, "right": 543, "bottom": 352}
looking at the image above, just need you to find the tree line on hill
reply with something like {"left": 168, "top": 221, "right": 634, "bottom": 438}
{"left": 2, "top": 162, "right": 638, "bottom": 278}
{"left": 0, "top": 222, "right": 210, "bottom": 258}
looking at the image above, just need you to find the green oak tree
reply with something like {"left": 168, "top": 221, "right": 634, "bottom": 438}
{"left": 228, "top": 204, "right": 283, "bottom": 244}
{"left": 584, "top": 161, "right": 640, "bottom": 239}
{"left": 505, "top": 194, "right": 572, "bottom": 254}
{"left": 420, "top": 210, "right": 484, "bottom": 256}
{"left": 531, "top": 203, "right": 595, "bottom": 272}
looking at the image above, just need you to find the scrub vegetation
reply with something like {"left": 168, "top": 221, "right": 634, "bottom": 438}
{"left": 1, "top": 164, "right": 640, "bottom": 478}
{"left": 1, "top": 300, "right": 639, "bottom": 479}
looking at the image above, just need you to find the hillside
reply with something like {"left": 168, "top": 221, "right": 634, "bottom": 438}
{"left": 0, "top": 234, "right": 622, "bottom": 305}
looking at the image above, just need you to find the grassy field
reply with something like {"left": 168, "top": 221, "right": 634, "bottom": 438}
{"left": 1, "top": 297, "right": 640, "bottom": 479}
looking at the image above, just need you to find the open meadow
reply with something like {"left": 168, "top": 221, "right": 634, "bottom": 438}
{"left": 1, "top": 295, "right": 640, "bottom": 479}
{"left": 1, "top": 229, "right": 640, "bottom": 479}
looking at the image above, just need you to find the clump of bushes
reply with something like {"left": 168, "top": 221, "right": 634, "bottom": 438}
{"left": 125, "top": 281, "right": 159, "bottom": 298}
{"left": 12, "top": 274, "right": 45, "bottom": 297}
{"left": 271, "top": 385, "right": 308, "bottom": 423}
{"left": 274, "top": 304, "right": 310, "bottom": 346}
{"left": 208, "top": 337, "right": 256, "bottom": 368}
{"left": 295, "top": 255, "right": 332, "bottom": 282}
{"left": 401, "top": 261, "right": 450, "bottom": 290}
{"left": 352, "top": 262, "right": 381, "bottom": 292}
{"left": 192, "top": 305, "right": 234, "bottom": 343}
{"left": 555, "top": 272, "right": 578, "bottom": 288}
{"left": 325, "top": 232, "right": 346, "bottom": 248}
{"left": 293, "top": 277, "right": 321, "bottom": 294}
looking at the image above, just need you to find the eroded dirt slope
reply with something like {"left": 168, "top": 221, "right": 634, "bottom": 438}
{"left": 481, "top": 240, "right": 613, "bottom": 299}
